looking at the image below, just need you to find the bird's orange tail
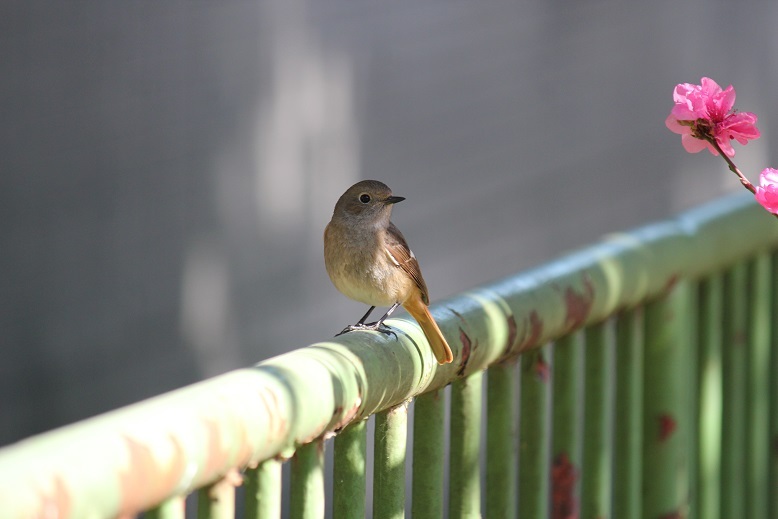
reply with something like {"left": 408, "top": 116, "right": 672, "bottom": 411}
{"left": 403, "top": 297, "right": 454, "bottom": 364}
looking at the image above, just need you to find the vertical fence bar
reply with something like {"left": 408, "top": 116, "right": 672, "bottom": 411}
{"left": 412, "top": 389, "right": 445, "bottom": 518}
{"left": 720, "top": 263, "right": 747, "bottom": 518}
{"left": 197, "top": 478, "right": 235, "bottom": 519}
{"left": 771, "top": 252, "right": 778, "bottom": 519}
{"left": 696, "top": 274, "right": 723, "bottom": 519}
{"left": 551, "top": 332, "right": 583, "bottom": 519}
{"left": 145, "top": 496, "right": 185, "bottom": 519}
{"left": 612, "top": 307, "right": 644, "bottom": 519}
{"left": 449, "top": 371, "right": 483, "bottom": 518}
{"left": 290, "top": 440, "right": 325, "bottom": 519}
{"left": 518, "top": 349, "right": 550, "bottom": 519}
{"left": 333, "top": 419, "right": 367, "bottom": 519}
{"left": 580, "top": 321, "right": 613, "bottom": 519}
{"left": 486, "top": 361, "right": 518, "bottom": 519}
{"left": 746, "top": 253, "right": 771, "bottom": 519}
{"left": 642, "top": 281, "right": 694, "bottom": 518}
{"left": 374, "top": 401, "right": 409, "bottom": 519}
{"left": 687, "top": 287, "right": 700, "bottom": 519}
{"left": 244, "top": 459, "right": 282, "bottom": 519}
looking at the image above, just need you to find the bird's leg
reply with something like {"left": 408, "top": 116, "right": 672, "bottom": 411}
{"left": 364, "top": 302, "right": 401, "bottom": 337}
{"left": 335, "top": 306, "right": 376, "bottom": 336}
{"left": 355, "top": 306, "right": 376, "bottom": 326}
{"left": 336, "top": 303, "right": 401, "bottom": 339}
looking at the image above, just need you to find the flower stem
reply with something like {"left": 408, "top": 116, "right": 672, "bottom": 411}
{"left": 706, "top": 138, "right": 756, "bottom": 194}
{"left": 705, "top": 138, "right": 778, "bottom": 220}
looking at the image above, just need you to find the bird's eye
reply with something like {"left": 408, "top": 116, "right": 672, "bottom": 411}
{"left": 359, "top": 193, "right": 371, "bottom": 204}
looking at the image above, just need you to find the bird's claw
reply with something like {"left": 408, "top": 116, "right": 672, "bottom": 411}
{"left": 335, "top": 324, "right": 365, "bottom": 336}
{"left": 335, "top": 322, "right": 397, "bottom": 339}
{"left": 368, "top": 323, "right": 398, "bottom": 339}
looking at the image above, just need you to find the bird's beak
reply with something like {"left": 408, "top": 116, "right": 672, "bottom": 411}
{"left": 385, "top": 195, "right": 405, "bottom": 205}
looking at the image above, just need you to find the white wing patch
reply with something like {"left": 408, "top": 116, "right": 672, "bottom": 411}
{"left": 384, "top": 246, "right": 401, "bottom": 266}
{"left": 384, "top": 246, "right": 415, "bottom": 266}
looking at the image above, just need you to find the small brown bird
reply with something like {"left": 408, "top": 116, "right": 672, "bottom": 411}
{"left": 324, "top": 180, "right": 454, "bottom": 364}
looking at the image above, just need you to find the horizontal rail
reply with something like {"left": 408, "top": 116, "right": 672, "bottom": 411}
{"left": 0, "top": 193, "right": 776, "bottom": 517}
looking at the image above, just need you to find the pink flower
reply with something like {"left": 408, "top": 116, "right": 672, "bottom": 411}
{"left": 755, "top": 168, "right": 778, "bottom": 214}
{"left": 665, "top": 77, "right": 760, "bottom": 157}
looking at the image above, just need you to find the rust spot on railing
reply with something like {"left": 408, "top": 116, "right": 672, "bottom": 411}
{"left": 331, "top": 399, "right": 362, "bottom": 433}
{"left": 506, "top": 314, "right": 518, "bottom": 355}
{"left": 514, "top": 310, "right": 543, "bottom": 354}
{"left": 534, "top": 353, "right": 550, "bottom": 383}
{"left": 257, "top": 386, "right": 286, "bottom": 441}
{"left": 202, "top": 418, "right": 252, "bottom": 482}
{"left": 664, "top": 273, "right": 680, "bottom": 293}
{"left": 447, "top": 308, "right": 477, "bottom": 376}
{"left": 203, "top": 420, "right": 230, "bottom": 478}
{"left": 657, "top": 413, "right": 677, "bottom": 442}
{"left": 563, "top": 275, "right": 595, "bottom": 332}
{"left": 35, "top": 476, "right": 72, "bottom": 519}
{"left": 205, "top": 469, "right": 243, "bottom": 500}
{"left": 456, "top": 327, "right": 473, "bottom": 376}
{"left": 551, "top": 452, "right": 579, "bottom": 519}
{"left": 117, "top": 435, "right": 187, "bottom": 515}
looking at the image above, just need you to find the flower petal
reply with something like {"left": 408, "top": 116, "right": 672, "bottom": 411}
{"left": 716, "top": 84, "right": 737, "bottom": 113}
{"left": 681, "top": 134, "right": 708, "bottom": 154}
{"left": 699, "top": 77, "right": 723, "bottom": 95}
{"left": 755, "top": 168, "right": 778, "bottom": 213}
{"left": 715, "top": 112, "right": 760, "bottom": 148}
{"left": 755, "top": 186, "right": 778, "bottom": 214}
{"left": 672, "top": 82, "right": 707, "bottom": 119}
{"left": 665, "top": 114, "right": 690, "bottom": 135}
{"left": 759, "top": 168, "right": 778, "bottom": 187}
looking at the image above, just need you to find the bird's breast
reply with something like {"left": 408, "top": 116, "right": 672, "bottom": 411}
{"left": 324, "top": 222, "right": 411, "bottom": 306}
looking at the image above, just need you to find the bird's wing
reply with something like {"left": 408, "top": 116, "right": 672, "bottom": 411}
{"left": 383, "top": 222, "right": 430, "bottom": 305}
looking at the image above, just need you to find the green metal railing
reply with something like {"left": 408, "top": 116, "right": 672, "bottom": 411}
{"left": 1, "top": 193, "right": 777, "bottom": 518}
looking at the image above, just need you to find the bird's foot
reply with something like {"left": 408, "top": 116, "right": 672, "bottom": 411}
{"left": 363, "top": 321, "right": 397, "bottom": 339}
{"left": 335, "top": 323, "right": 365, "bottom": 336}
{"left": 335, "top": 322, "right": 397, "bottom": 339}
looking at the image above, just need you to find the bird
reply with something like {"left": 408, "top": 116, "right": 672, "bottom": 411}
{"left": 323, "top": 180, "right": 454, "bottom": 364}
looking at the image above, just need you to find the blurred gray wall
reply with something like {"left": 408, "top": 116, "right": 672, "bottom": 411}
{"left": 2, "top": 0, "right": 777, "bottom": 445}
